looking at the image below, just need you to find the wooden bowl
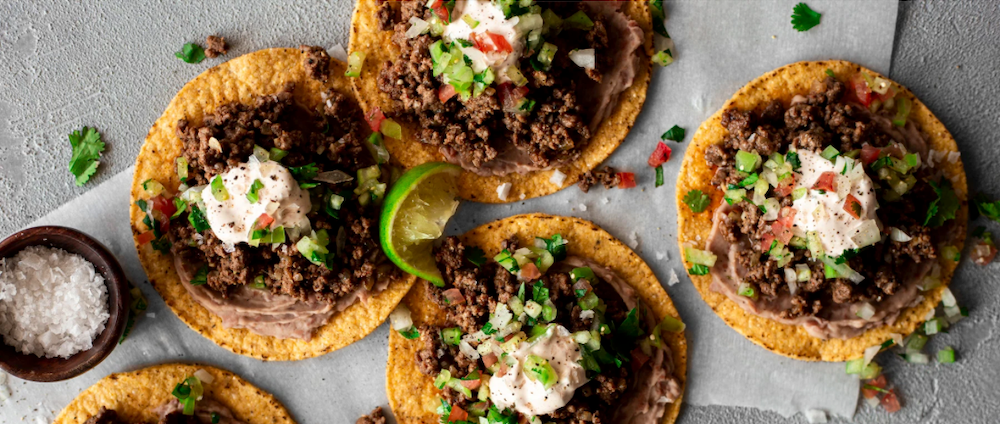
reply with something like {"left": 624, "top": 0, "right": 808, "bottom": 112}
{"left": 0, "top": 226, "right": 130, "bottom": 382}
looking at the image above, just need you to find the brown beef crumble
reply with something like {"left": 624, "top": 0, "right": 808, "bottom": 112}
{"left": 376, "top": 2, "right": 627, "bottom": 174}
{"left": 577, "top": 166, "right": 621, "bottom": 193}
{"left": 205, "top": 35, "right": 228, "bottom": 58}
{"left": 170, "top": 83, "right": 398, "bottom": 304}
{"left": 299, "top": 45, "right": 331, "bottom": 82}
{"left": 355, "top": 407, "right": 387, "bottom": 424}
{"left": 708, "top": 76, "right": 938, "bottom": 318}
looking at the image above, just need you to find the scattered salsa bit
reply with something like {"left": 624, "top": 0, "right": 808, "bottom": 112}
{"left": 175, "top": 42, "right": 206, "bottom": 64}
{"left": 204, "top": 35, "right": 228, "bottom": 58}
{"left": 0, "top": 246, "right": 110, "bottom": 358}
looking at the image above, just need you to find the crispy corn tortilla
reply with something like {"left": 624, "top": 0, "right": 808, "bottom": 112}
{"left": 348, "top": 1, "right": 653, "bottom": 203}
{"left": 676, "top": 60, "right": 968, "bottom": 361}
{"left": 129, "top": 48, "right": 417, "bottom": 361}
{"left": 387, "top": 213, "right": 686, "bottom": 424}
{"left": 53, "top": 363, "right": 294, "bottom": 424}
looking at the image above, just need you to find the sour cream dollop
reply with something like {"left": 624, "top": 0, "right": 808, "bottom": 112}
{"left": 791, "top": 149, "right": 879, "bottom": 256}
{"left": 489, "top": 325, "right": 587, "bottom": 416}
{"left": 443, "top": 0, "right": 525, "bottom": 78}
{"left": 201, "top": 160, "right": 311, "bottom": 245}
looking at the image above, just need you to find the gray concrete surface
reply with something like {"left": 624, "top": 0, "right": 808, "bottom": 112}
{"left": 1, "top": 1, "right": 998, "bottom": 423}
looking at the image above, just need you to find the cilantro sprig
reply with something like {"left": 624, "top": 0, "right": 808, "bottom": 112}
{"left": 791, "top": 3, "right": 822, "bottom": 32}
{"left": 661, "top": 125, "right": 686, "bottom": 142}
{"left": 683, "top": 189, "right": 711, "bottom": 213}
{"left": 924, "top": 180, "right": 960, "bottom": 227}
{"left": 974, "top": 194, "right": 1000, "bottom": 223}
{"left": 68, "top": 126, "right": 105, "bottom": 186}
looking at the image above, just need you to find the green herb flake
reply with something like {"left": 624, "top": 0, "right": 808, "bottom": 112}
{"left": 190, "top": 266, "right": 209, "bottom": 286}
{"left": 791, "top": 2, "right": 822, "bottom": 32}
{"left": 398, "top": 326, "right": 420, "bottom": 340}
{"left": 683, "top": 189, "right": 711, "bottom": 213}
{"left": 973, "top": 194, "right": 1000, "bottom": 224}
{"left": 67, "top": 126, "right": 106, "bottom": 186}
{"left": 175, "top": 43, "right": 206, "bottom": 64}
{"left": 655, "top": 166, "right": 664, "bottom": 188}
{"left": 289, "top": 163, "right": 319, "bottom": 181}
{"left": 246, "top": 179, "right": 264, "bottom": 203}
{"left": 466, "top": 246, "right": 486, "bottom": 267}
{"left": 924, "top": 179, "right": 960, "bottom": 227}
{"left": 661, "top": 125, "right": 686, "bottom": 142}
{"left": 688, "top": 264, "right": 710, "bottom": 275}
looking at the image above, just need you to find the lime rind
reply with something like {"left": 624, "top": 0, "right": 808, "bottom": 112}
{"left": 381, "top": 163, "right": 461, "bottom": 285}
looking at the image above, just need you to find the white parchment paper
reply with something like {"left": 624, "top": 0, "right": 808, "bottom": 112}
{"left": 0, "top": 0, "right": 898, "bottom": 422}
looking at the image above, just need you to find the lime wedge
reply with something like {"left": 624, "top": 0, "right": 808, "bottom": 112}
{"left": 380, "top": 162, "right": 462, "bottom": 286}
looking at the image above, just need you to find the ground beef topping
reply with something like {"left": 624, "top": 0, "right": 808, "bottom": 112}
{"left": 375, "top": 1, "right": 644, "bottom": 176}
{"left": 413, "top": 235, "right": 677, "bottom": 423}
{"left": 299, "top": 45, "right": 331, "bottom": 82}
{"left": 701, "top": 72, "right": 957, "bottom": 334}
{"left": 355, "top": 407, "right": 387, "bottom": 424}
{"left": 169, "top": 82, "right": 396, "bottom": 305}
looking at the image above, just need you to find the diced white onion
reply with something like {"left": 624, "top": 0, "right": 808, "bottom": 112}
{"left": 572, "top": 331, "right": 591, "bottom": 344}
{"left": 761, "top": 169, "right": 778, "bottom": 187}
{"left": 514, "top": 13, "right": 543, "bottom": 33}
{"left": 834, "top": 174, "right": 851, "bottom": 200}
{"left": 194, "top": 369, "right": 215, "bottom": 385}
{"left": 947, "top": 151, "right": 961, "bottom": 163}
{"left": 783, "top": 268, "right": 798, "bottom": 295}
{"left": 208, "top": 137, "right": 222, "bottom": 152}
{"left": 851, "top": 219, "right": 881, "bottom": 248}
{"left": 496, "top": 182, "right": 512, "bottom": 201}
{"left": 865, "top": 397, "right": 881, "bottom": 408}
{"left": 489, "top": 304, "right": 513, "bottom": 331}
{"left": 460, "top": 340, "right": 481, "bottom": 360}
{"left": 579, "top": 310, "right": 595, "bottom": 320}
{"left": 804, "top": 409, "right": 828, "bottom": 423}
{"left": 941, "top": 287, "right": 957, "bottom": 308}
{"left": 863, "top": 344, "right": 881, "bottom": 366}
{"left": 856, "top": 302, "right": 876, "bottom": 320}
{"left": 406, "top": 17, "right": 430, "bottom": 38}
{"left": 549, "top": 169, "right": 567, "bottom": 187}
{"left": 890, "top": 333, "right": 904, "bottom": 348}
{"left": 889, "top": 227, "right": 912, "bottom": 242}
{"left": 795, "top": 263, "right": 811, "bottom": 283}
{"left": 906, "top": 352, "right": 930, "bottom": 364}
{"left": 389, "top": 305, "right": 413, "bottom": 331}
{"left": 568, "top": 48, "right": 596, "bottom": 69}
{"left": 762, "top": 198, "right": 780, "bottom": 221}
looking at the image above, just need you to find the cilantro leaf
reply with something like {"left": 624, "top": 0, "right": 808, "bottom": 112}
{"left": 289, "top": 163, "right": 319, "bottom": 181}
{"left": 175, "top": 43, "right": 206, "bottom": 64}
{"left": 398, "top": 326, "right": 420, "bottom": 339}
{"left": 649, "top": 0, "right": 670, "bottom": 38}
{"left": 688, "top": 264, "right": 710, "bottom": 275}
{"left": 973, "top": 194, "right": 1000, "bottom": 223}
{"left": 67, "top": 126, "right": 105, "bottom": 186}
{"left": 791, "top": 3, "right": 822, "bottom": 32}
{"left": 924, "top": 180, "right": 960, "bottom": 227}
{"left": 466, "top": 246, "right": 486, "bottom": 266}
{"left": 785, "top": 151, "right": 801, "bottom": 170}
{"left": 532, "top": 281, "right": 550, "bottom": 303}
{"left": 683, "top": 189, "right": 711, "bottom": 213}
{"left": 661, "top": 125, "right": 686, "bottom": 142}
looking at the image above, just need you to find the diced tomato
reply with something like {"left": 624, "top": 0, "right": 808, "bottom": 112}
{"left": 460, "top": 378, "right": 482, "bottom": 390}
{"left": 471, "top": 32, "right": 513, "bottom": 54}
{"left": 482, "top": 353, "right": 498, "bottom": 368}
{"left": 861, "top": 375, "right": 887, "bottom": 399}
{"left": 364, "top": 106, "right": 385, "bottom": 133}
{"left": 136, "top": 231, "right": 156, "bottom": 245}
{"left": 520, "top": 262, "right": 541, "bottom": 280}
{"left": 812, "top": 171, "right": 839, "bottom": 192}
{"left": 255, "top": 213, "right": 275, "bottom": 230}
{"left": 847, "top": 74, "right": 873, "bottom": 107}
{"left": 447, "top": 405, "right": 468, "bottom": 423}
{"left": 760, "top": 232, "right": 776, "bottom": 253}
{"left": 630, "top": 348, "right": 650, "bottom": 373}
{"left": 438, "top": 84, "right": 458, "bottom": 103}
{"left": 497, "top": 83, "right": 529, "bottom": 111}
{"left": 774, "top": 174, "right": 796, "bottom": 197}
{"left": 860, "top": 144, "right": 882, "bottom": 165}
{"left": 617, "top": 172, "right": 636, "bottom": 189}
{"left": 874, "top": 86, "right": 896, "bottom": 103}
{"left": 843, "top": 194, "right": 864, "bottom": 219}
{"left": 443, "top": 288, "right": 466, "bottom": 305}
{"left": 971, "top": 239, "right": 998, "bottom": 266}
{"left": 880, "top": 390, "right": 902, "bottom": 413}
{"left": 771, "top": 207, "right": 797, "bottom": 245}
{"left": 428, "top": 0, "right": 450, "bottom": 22}
{"left": 151, "top": 195, "right": 177, "bottom": 219}
{"left": 647, "top": 142, "right": 672, "bottom": 167}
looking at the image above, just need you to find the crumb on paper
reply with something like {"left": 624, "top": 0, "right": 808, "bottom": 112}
{"left": 579, "top": 203, "right": 588, "bottom": 211}
{"left": 601, "top": 197, "right": 609, "bottom": 204}
{"left": 667, "top": 269, "right": 680, "bottom": 286}
{"left": 146, "top": 312, "right": 156, "bottom": 319}
{"left": 656, "top": 251, "right": 666, "bottom": 260}
{"left": 627, "top": 231, "right": 639, "bottom": 249}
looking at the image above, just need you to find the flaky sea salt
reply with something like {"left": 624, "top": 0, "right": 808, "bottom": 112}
{"left": 627, "top": 231, "right": 639, "bottom": 249}
{"left": 0, "top": 246, "right": 110, "bottom": 358}
{"left": 579, "top": 203, "right": 588, "bottom": 212}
